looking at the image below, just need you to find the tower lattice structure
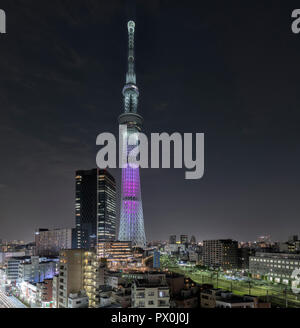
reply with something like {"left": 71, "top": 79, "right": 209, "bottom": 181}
{"left": 118, "top": 21, "right": 146, "bottom": 247}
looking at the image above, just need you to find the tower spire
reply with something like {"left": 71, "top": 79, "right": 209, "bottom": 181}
{"left": 122, "top": 20, "right": 140, "bottom": 114}
{"left": 126, "top": 21, "right": 136, "bottom": 84}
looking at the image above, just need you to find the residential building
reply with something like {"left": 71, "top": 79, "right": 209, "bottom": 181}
{"left": 110, "top": 284, "right": 132, "bottom": 308}
{"left": 131, "top": 274, "right": 170, "bottom": 308}
{"left": 35, "top": 228, "right": 72, "bottom": 256}
{"left": 68, "top": 292, "right": 89, "bottom": 308}
{"left": 83, "top": 251, "right": 106, "bottom": 308}
{"left": 52, "top": 275, "right": 59, "bottom": 308}
{"left": 57, "top": 249, "right": 85, "bottom": 308}
{"left": 203, "top": 239, "right": 238, "bottom": 270}
{"left": 36, "top": 279, "right": 53, "bottom": 308}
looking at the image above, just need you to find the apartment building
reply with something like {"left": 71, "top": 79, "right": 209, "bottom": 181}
{"left": 57, "top": 250, "right": 85, "bottom": 308}
{"left": 203, "top": 240, "right": 238, "bottom": 270}
{"left": 131, "top": 274, "right": 170, "bottom": 308}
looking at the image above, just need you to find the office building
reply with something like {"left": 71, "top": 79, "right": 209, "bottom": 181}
{"left": 180, "top": 235, "right": 189, "bottom": 244}
{"left": 6, "top": 257, "right": 24, "bottom": 282}
{"left": 153, "top": 251, "right": 160, "bottom": 269}
{"left": 97, "top": 170, "right": 116, "bottom": 243}
{"left": 97, "top": 241, "right": 133, "bottom": 266}
{"left": 190, "top": 236, "right": 197, "bottom": 244}
{"left": 18, "top": 256, "right": 58, "bottom": 284}
{"left": 249, "top": 252, "right": 300, "bottom": 284}
{"left": 169, "top": 235, "right": 177, "bottom": 244}
{"left": 74, "top": 169, "right": 116, "bottom": 250}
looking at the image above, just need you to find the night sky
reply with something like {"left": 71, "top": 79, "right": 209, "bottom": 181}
{"left": 0, "top": 0, "right": 300, "bottom": 243}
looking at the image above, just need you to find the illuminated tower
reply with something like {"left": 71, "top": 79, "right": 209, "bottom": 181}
{"left": 118, "top": 21, "right": 146, "bottom": 247}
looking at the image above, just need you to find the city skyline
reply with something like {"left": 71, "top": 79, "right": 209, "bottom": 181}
{"left": 1, "top": 1, "right": 300, "bottom": 243}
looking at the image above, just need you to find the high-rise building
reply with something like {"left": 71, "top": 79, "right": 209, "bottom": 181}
{"left": 35, "top": 228, "right": 72, "bottom": 256}
{"left": 190, "top": 235, "right": 197, "bottom": 245}
{"left": 289, "top": 235, "right": 299, "bottom": 242}
{"left": 97, "top": 170, "right": 117, "bottom": 243}
{"left": 83, "top": 250, "right": 106, "bottom": 308}
{"left": 169, "top": 235, "right": 177, "bottom": 244}
{"left": 74, "top": 169, "right": 116, "bottom": 250}
{"left": 153, "top": 251, "right": 161, "bottom": 269}
{"left": 57, "top": 249, "right": 85, "bottom": 308}
{"left": 203, "top": 239, "right": 238, "bottom": 270}
{"left": 180, "top": 235, "right": 189, "bottom": 244}
{"left": 56, "top": 250, "right": 106, "bottom": 308}
{"left": 118, "top": 21, "right": 146, "bottom": 248}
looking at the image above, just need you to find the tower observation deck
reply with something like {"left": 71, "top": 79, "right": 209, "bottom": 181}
{"left": 118, "top": 21, "right": 146, "bottom": 247}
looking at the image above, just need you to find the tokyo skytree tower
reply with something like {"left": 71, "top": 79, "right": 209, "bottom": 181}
{"left": 118, "top": 21, "right": 146, "bottom": 247}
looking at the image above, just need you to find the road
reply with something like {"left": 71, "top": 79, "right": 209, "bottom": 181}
{"left": 0, "top": 290, "right": 27, "bottom": 308}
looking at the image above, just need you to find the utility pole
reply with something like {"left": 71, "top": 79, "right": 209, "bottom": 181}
{"left": 284, "top": 287, "right": 288, "bottom": 308}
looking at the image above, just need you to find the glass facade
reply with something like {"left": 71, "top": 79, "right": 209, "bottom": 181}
{"left": 74, "top": 169, "right": 116, "bottom": 250}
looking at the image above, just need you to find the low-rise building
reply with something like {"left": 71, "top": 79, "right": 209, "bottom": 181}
{"left": 172, "top": 287, "right": 199, "bottom": 308}
{"left": 110, "top": 284, "right": 131, "bottom": 308}
{"left": 97, "top": 241, "right": 133, "bottom": 267}
{"left": 249, "top": 252, "right": 300, "bottom": 284}
{"left": 19, "top": 281, "right": 38, "bottom": 307}
{"left": 200, "top": 289, "right": 270, "bottom": 308}
{"left": 215, "top": 291, "right": 255, "bottom": 308}
{"left": 68, "top": 292, "right": 89, "bottom": 308}
{"left": 18, "top": 256, "right": 58, "bottom": 284}
{"left": 131, "top": 274, "right": 170, "bottom": 308}
{"left": 36, "top": 279, "right": 53, "bottom": 308}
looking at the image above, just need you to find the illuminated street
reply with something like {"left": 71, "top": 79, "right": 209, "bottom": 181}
{"left": 161, "top": 255, "right": 300, "bottom": 308}
{"left": 0, "top": 289, "right": 27, "bottom": 308}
